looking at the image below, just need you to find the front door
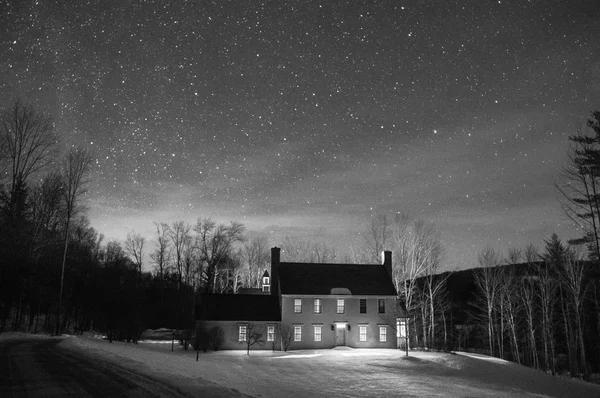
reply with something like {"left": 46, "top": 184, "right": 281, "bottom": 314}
{"left": 335, "top": 326, "right": 346, "bottom": 346}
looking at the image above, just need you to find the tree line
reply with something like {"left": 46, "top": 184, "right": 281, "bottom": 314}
{"left": 399, "top": 235, "right": 600, "bottom": 381}
{"left": 0, "top": 99, "right": 93, "bottom": 336}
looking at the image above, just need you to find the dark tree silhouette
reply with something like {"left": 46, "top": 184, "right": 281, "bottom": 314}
{"left": 125, "top": 230, "right": 146, "bottom": 277}
{"left": 556, "top": 110, "right": 600, "bottom": 260}
{"left": 0, "top": 99, "right": 57, "bottom": 222}
{"left": 56, "top": 147, "right": 93, "bottom": 335}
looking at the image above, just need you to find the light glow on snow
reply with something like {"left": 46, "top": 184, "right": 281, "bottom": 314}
{"left": 53, "top": 335, "right": 600, "bottom": 398}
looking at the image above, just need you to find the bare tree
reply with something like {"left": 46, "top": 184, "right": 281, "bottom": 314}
{"left": 181, "top": 233, "right": 198, "bottom": 288}
{"left": 365, "top": 213, "right": 397, "bottom": 262}
{"left": 280, "top": 237, "right": 312, "bottom": 262}
{"left": 536, "top": 260, "right": 557, "bottom": 374}
{"left": 150, "top": 222, "right": 171, "bottom": 279}
{"left": 280, "top": 237, "right": 337, "bottom": 263}
{"left": 424, "top": 270, "right": 449, "bottom": 349}
{"left": 506, "top": 247, "right": 522, "bottom": 264}
{"left": 150, "top": 222, "right": 171, "bottom": 325}
{"left": 591, "top": 282, "right": 600, "bottom": 374}
{"left": 393, "top": 217, "right": 441, "bottom": 339}
{"left": 29, "top": 172, "right": 63, "bottom": 251}
{"left": 242, "top": 236, "right": 269, "bottom": 288}
{"left": 194, "top": 218, "right": 245, "bottom": 293}
{"left": 415, "top": 230, "right": 446, "bottom": 349}
{"left": 561, "top": 252, "right": 589, "bottom": 380}
{"left": 167, "top": 220, "right": 192, "bottom": 290}
{"left": 519, "top": 273, "right": 539, "bottom": 369}
{"left": 437, "top": 286, "right": 452, "bottom": 350}
{"left": 242, "top": 322, "right": 264, "bottom": 355}
{"left": 473, "top": 245, "right": 503, "bottom": 356}
{"left": 341, "top": 245, "right": 371, "bottom": 264}
{"left": 540, "top": 234, "right": 573, "bottom": 375}
{"left": 311, "top": 242, "right": 337, "bottom": 263}
{"left": 278, "top": 324, "right": 294, "bottom": 352}
{"left": 499, "top": 268, "right": 521, "bottom": 363}
{"left": 56, "top": 147, "right": 93, "bottom": 335}
{"left": 228, "top": 251, "right": 245, "bottom": 293}
{"left": 125, "top": 230, "right": 146, "bottom": 276}
{"left": 0, "top": 99, "right": 58, "bottom": 221}
{"left": 524, "top": 243, "right": 539, "bottom": 263}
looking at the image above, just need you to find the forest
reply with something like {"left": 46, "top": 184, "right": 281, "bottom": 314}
{"left": 1, "top": 99, "right": 600, "bottom": 381}
{"left": 404, "top": 237, "right": 600, "bottom": 381}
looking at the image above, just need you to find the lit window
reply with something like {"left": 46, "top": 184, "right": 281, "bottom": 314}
{"left": 267, "top": 326, "right": 275, "bottom": 342}
{"left": 314, "top": 325, "right": 322, "bottom": 342}
{"left": 294, "top": 325, "right": 302, "bottom": 341}
{"left": 314, "top": 298, "right": 322, "bottom": 314}
{"left": 239, "top": 325, "right": 247, "bottom": 342}
{"left": 264, "top": 277, "right": 270, "bottom": 285}
{"left": 294, "top": 298, "right": 302, "bottom": 313}
{"left": 359, "top": 325, "right": 367, "bottom": 342}
{"left": 360, "top": 299, "right": 367, "bottom": 314}
{"left": 378, "top": 299, "right": 385, "bottom": 314}
{"left": 379, "top": 326, "right": 387, "bottom": 342}
{"left": 337, "top": 299, "right": 345, "bottom": 314}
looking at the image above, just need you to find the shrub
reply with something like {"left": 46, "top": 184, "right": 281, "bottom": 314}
{"left": 194, "top": 324, "right": 210, "bottom": 352}
{"left": 208, "top": 326, "right": 225, "bottom": 351}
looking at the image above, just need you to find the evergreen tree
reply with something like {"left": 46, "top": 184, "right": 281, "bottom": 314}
{"left": 556, "top": 110, "right": 600, "bottom": 260}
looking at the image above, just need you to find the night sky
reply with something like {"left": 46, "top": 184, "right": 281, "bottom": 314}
{"left": 2, "top": 0, "right": 599, "bottom": 270}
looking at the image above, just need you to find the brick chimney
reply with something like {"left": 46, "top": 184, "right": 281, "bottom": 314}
{"left": 271, "top": 247, "right": 280, "bottom": 296}
{"left": 381, "top": 250, "right": 392, "bottom": 278}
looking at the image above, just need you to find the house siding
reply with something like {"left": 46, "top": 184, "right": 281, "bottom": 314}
{"left": 198, "top": 320, "right": 280, "bottom": 351}
{"left": 281, "top": 295, "right": 397, "bottom": 349}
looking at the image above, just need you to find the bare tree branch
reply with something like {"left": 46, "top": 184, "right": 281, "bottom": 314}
{"left": 0, "top": 99, "right": 58, "bottom": 221}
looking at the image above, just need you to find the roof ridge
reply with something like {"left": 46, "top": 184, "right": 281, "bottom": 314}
{"left": 279, "top": 261, "right": 382, "bottom": 266}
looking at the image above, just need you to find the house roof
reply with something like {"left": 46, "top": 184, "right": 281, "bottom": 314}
{"left": 196, "top": 294, "right": 281, "bottom": 322}
{"left": 278, "top": 262, "right": 397, "bottom": 296}
{"left": 237, "top": 287, "right": 267, "bottom": 295}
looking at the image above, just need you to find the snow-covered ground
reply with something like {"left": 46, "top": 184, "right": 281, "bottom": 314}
{"left": 39, "top": 334, "right": 597, "bottom": 397}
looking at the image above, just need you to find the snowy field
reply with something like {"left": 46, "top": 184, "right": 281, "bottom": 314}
{"left": 5, "top": 333, "right": 600, "bottom": 397}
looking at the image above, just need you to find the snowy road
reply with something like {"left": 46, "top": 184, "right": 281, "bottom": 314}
{"left": 0, "top": 337, "right": 245, "bottom": 397}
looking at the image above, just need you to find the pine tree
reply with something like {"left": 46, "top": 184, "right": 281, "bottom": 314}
{"left": 557, "top": 110, "right": 600, "bottom": 260}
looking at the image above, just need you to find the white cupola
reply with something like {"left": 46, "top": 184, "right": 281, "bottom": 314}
{"left": 262, "top": 270, "right": 270, "bottom": 293}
